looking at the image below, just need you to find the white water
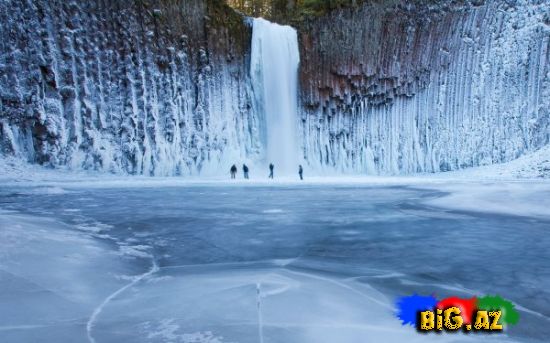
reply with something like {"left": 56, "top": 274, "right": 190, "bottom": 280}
{"left": 250, "top": 18, "right": 301, "bottom": 176}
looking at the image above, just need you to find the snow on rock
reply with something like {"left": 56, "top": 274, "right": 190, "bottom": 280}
{"left": 0, "top": 0, "right": 260, "bottom": 176}
{"left": 298, "top": 0, "right": 550, "bottom": 174}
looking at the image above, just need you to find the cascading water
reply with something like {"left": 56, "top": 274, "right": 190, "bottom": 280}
{"left": 250, "top": 18, "right": 300, "bottom": 176}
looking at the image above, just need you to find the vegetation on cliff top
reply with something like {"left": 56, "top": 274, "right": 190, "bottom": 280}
{"left": 225, "top": 0, "right": 373, "bottom": 22}
{"left": 225, "top": 0, "right": 482, "bottom": 23}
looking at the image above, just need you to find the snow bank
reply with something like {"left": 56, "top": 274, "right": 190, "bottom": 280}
{"left": 419, "top": 182, "right": 550, "bottom": 220}
{"left": 432, "top": 145, "right": 550, "bottom": 180}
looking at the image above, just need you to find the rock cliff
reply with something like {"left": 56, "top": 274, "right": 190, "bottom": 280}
{"left": 0, "top": 0, "right": 259, "bottom": 175}
{"left": 297, "top": 0, "right": 549, "bottom": 173}
{"left": 1, "top": 0, "right": 548, "bottom": 175}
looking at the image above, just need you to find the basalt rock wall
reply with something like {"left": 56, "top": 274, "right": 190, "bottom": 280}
{"left": 297, "top": 0, "right": 550, "bottom": 173}
{"left": 0, "top": 0, "right": 259, "bottom": 175}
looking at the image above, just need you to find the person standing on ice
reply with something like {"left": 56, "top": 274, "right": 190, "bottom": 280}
{"left": 230, "top": 164, "right": 237, "bottom": 179}
{"left": 269, "top": 163, "right": 274, "bottom": 179}
{"left": 299, "top": 165, "right": 303, "bottom": 180}
{"left": 243, "top": 164, "right": 249, "bottom": 179}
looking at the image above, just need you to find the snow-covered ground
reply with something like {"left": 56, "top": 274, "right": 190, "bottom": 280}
{"left": 2, "top": 145, "right": 549, "bottom": 183}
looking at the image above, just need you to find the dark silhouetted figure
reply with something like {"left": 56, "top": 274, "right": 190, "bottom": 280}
{"left": 299, "top": 165, "right": 303, "bottom": 180}
{"left": 269, "top": 163, "right": 274, "bottom": 179}
{"left": 243, "top": 164, "right": 249, "bottom": 179}
{"left": 230, "top": 164, "right": 237, "bottom": 179}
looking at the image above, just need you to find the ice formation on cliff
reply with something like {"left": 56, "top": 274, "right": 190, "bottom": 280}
{"left": 0, "top": 0, "right": 261, "bottom": 176}
{"left": 299, "top": 0, "right": 550, "bottom": 174}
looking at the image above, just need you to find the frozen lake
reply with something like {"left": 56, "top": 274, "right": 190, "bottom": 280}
{"left": 0, "top": 181, "right": 549, "bottom": 342}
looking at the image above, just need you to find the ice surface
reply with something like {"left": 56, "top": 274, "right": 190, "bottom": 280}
{"left": 92, "top": 265, "right": 485, "bottom": 343}
{"left": 0, "top": 211, "right": 141, "bottom": 342}
{"left": 2, "top": 179, "right": 549, "bottom": 342}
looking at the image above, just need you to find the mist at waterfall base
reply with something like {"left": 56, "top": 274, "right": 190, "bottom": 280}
{"left": 251, "top": 18, "right": 301, "bottom": 177}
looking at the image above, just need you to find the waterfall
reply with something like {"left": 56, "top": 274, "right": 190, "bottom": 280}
{"left": 250, "top": 18, "right": 300, "bottom": 176}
